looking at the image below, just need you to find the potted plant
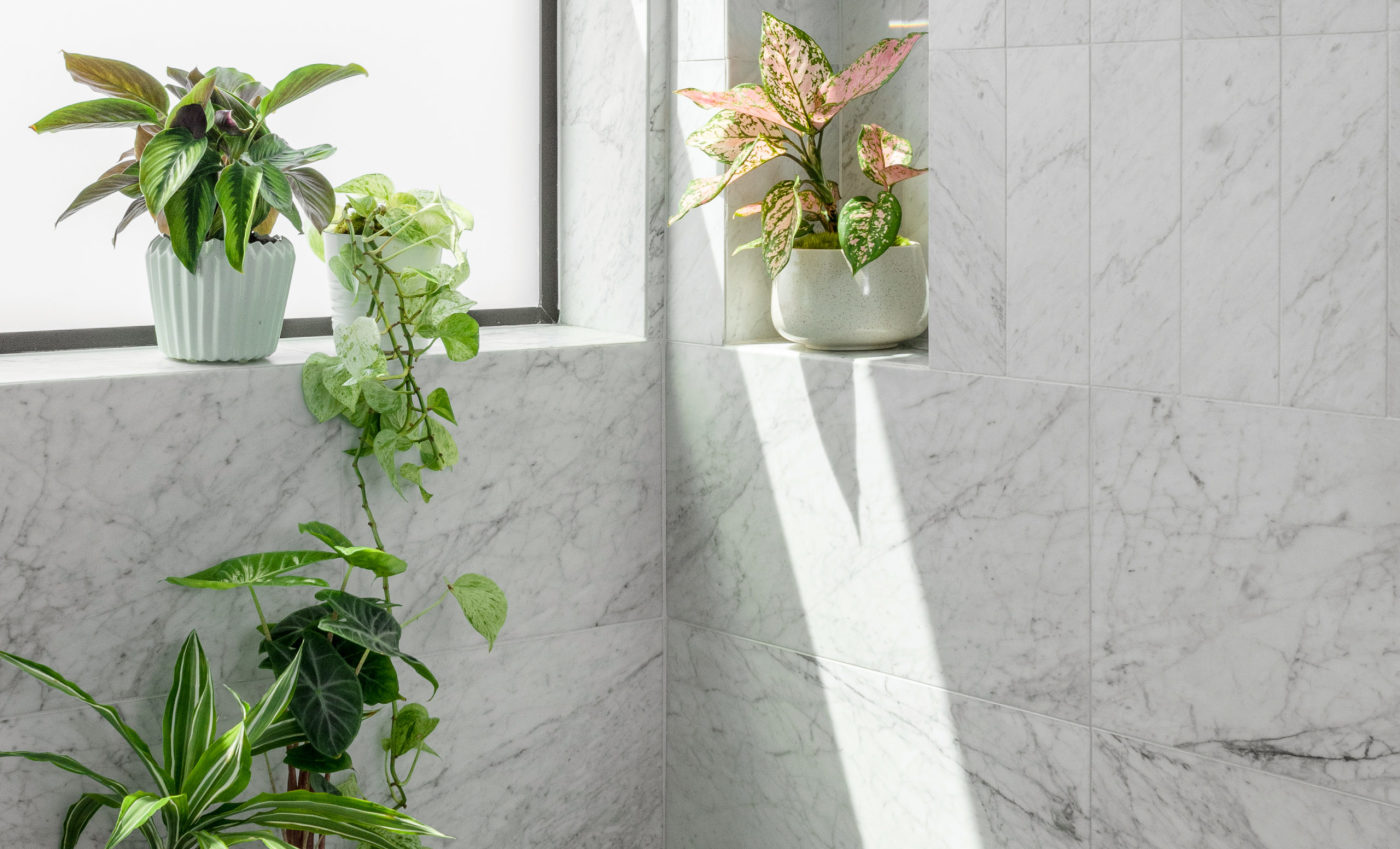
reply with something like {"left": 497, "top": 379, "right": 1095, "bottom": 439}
{"left": 0, "top": 632, "right": 445, "bottom": 848}
{"left": 168, "top": 176, "right": 498, "bottom": 848}
{"left": 30, "top": 53, "right": 365, "bottom": 362}
{"left": 670, "top": 13, "right": 928, "bottom": 350}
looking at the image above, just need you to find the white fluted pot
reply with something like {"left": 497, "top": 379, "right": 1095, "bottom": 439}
{"left": 771, "top": 244, "right": 928, "bottom": 351}
{"left": 323, "top": 232, "right": 441, "bottom": 347}
{"left": 146, "top": 237, "right": 295, "bottom": 362}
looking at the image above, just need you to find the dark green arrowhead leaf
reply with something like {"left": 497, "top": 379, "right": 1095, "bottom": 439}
{"left": 315, "top": 590, "right": 436, "bottom": 693}
{"left": 284, "top": 744, "right": 352, "bottom": 773}
{"left": 333, "top": 643, "right": 400, "bottom": 706}
{"left": 290, "top": 633, "right": 362, "bottom": 757}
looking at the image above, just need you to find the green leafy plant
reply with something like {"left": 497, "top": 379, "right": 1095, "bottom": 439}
{"left": 168, "top": 175, "right": 501, "bottom": 847}
{"left": 670, "top": 13, "right": 927, "bottom": 276}
{"left": 0, "top": 632, "right": 444, "bottom": 849}
{"left": 31, "top": 52, "right": 366, "bottom": 273}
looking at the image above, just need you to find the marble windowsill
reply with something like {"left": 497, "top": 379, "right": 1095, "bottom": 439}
{"left": 0, "top": 324, "right": 644, "bottom": 386}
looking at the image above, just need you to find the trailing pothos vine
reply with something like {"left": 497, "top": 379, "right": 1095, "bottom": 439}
{"left": 168, "top": 174, "right": 504, "bottom": 849}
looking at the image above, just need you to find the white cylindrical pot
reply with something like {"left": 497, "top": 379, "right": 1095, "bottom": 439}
{"left": 323, "top": 232, "right": 442, "bottom": 343}
{"left": 771, "top": 244, "right": 928, "bottom": 351}
{"left": 146, "top": 237, "right": 295, "bottom": 362}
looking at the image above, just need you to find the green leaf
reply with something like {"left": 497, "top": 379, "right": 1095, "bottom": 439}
{"left": 301, "top": 354, "right": 346, "bottom": 423}
{"left": 289, "top": 633, "right": 363, "bottom": 757}
{"left": 245, "top": 646, "right": 302, "bottom": 748}
{"left": 258, "top": 164, "right": 303, "bottom": 233}
{"left": 167, "top": 550, "right": 339, "bottom": 590}
{"left": 384, "top": 704, "right": 439, "bottom": 758}
{"left": 335, "top": 173, "right": 394, "bottom": 199}
{"left": 139, "top": 128, "right": 207, "bottom": 218}
{"left": 226, "top": 790, "right": 448, "bottom": 846}
{"left": 62, "top": 52, "right": 168, "bottom": 113}
{"left": 686, "top": 109, "right": 786, "bottom": 166}
{"left": 61, "top": 793, "right": 119, "bottom": 849}
{"left": 0, "top": 751, "right": 127, "bottom": 795}
{"left": 335, "top": 643, "right": 400, "bottom": 705}
{"left": 31, "top": 98, "right": 159, "bottom": 133}
{"left": 337, "top": 547, "right": 408, "bottom": 578}
{"left": 838, "top": 191, "right": 902, "bottom": 273}
{"left": 322, "top": 362, "right": 362, "bottom": 411}
{"left": 164, "top": 76, "right": 216, "bottom": 132}
{"left": 360, "top": 375, "right": 403, "bottom": 416}
{"left": 164, "top": 175, "right": 217, "bottom": 274}
{"left": 286, "top": 168, "right": 335, "bottom": 233}
{"left": 424, "top": 388, "right": 456, "bottom": 424}
{"left": 298, "top": 521, "right": 355, "bottom": 551}
{"left": 259, "top": 63, "right": 368, "bottom": 117}
{"left": 249, "top": 134, "right": 335, "bottom": 169}
{"left": 105, "top": 792, "right": 174, "bottom": 849}
{"left": 215, "top": 162, "right": 264, "bottom": 272}
{"left": 758, "top": 12, "right": 832, "bottom": 133}
{"left": 372, "top": 429, "right": 404, "bottom": 497}
{"left": 249, "top": 716, "right": 309, "bottom": 756}
{"left": 55, "top": 170, "right": 138, "bottom": 225}
{"left": 181, "top": 720, "right": 250, "bottom": 814}
{"left": 113, "top": 197, "right": 149, "bottom": 246}
{"left": 284, "top": 744, "right": 352, "bottom": 773}
{"left": 437, "top": 313, "right": 480, "bottom": 362}
{"left": 315, "top": 590, "right": 436, "bottom": 692}
{"left": 0, "top": 651, "right": 171, "bottom": 794}
{"left": 194, "top": 832, "right": 230, "bottom": 849}
{"left": 161, "top": 632, "right": 217, "bottom": 788}
{"left": 761, "top": 178, "right": 803, "bottom": 279}
{"left": 447, "top": 574, "right": 508, "bottom": 649}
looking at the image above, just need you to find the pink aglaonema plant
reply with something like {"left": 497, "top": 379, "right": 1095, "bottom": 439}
{"left": 670, "top": 13, "right": 926, "bottom": 277}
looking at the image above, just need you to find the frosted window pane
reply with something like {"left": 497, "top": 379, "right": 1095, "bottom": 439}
{"left": 0, "top": 0, "right": 542, "bottom": 333}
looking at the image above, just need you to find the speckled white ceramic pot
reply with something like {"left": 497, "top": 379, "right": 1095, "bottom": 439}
{"left": 146, "top": 236, "right": 295, "bottom": 362}
{"left": 323, "top": 232, "right": 442, "bottom": 344}
{"left": 771, "top": 244, "right": 928, "bottom": 351}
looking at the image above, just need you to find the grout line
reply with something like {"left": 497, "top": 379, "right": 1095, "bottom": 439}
{"left": 940, "top": 26, "right": 1394, "bottom": 53}
{"left": 1086, "top": 5, "right": 1095, "bottom": 840}
{"left": 1278, "top": 27, "right": 1285, "bottom": 406}
{"left": 1179, "top": 15, "right": 1186, "bottom": 397}
{"left": 1386, "top": 28, "right": 1392, "bottom": 417}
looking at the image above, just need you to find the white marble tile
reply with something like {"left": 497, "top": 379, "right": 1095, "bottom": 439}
{"left": 727, "top": 0, "right": 841, "bottom": 62}
{"left": 1281, "top": 34, "right": 1387, "bottom": 414}
{"left": 929, "top": 49, "right": 1007, "bottom": 375}
{"left": 1093, "top": 732, "right": 1400, "bottom": 847}
{"left": 350, "top": 622, "right": 665, "bottom": 848}
{"left": 1283, "top": 0, "right": 1387, "bottom": 33}
{"left": 1390, "top": 32, "right": 1400, "bottom": 416}
{"left": 1007, "top": 0, "right": 1091, "bottom": 45}
{"left": 667, "top": 622, "right": 1090, "bottom": 848}
{"left": 359, "top": 343, "right": 663, "bottom": 658}
{"left": 560, "top": 0, "right": 651, "bottom": 337}
{"left": 1092, "top": 390, "right": 1400, "bottom": 802}
{"left": 1090, "top": 42, "right": 1181, "bottom": 392}
{"left": 666, "top": 343, "right": 1091, "bottom": 719}
{"left": 668, "top": 60, "right": 729, "bottom": 346}
{"left": 1184, "top": 0, "right": 1280, "bottom": 37}
{"left": 1182, "top": 38, "right": 1280, "bottom": 404}
{"left": 647, "top": 0, "right": 670, "bottom": 341}
{"left": 1092, "top": 0, "right": 1181, "bottom": 41}
{"left": 1006, "top": 46, "right": 1090, "bottom": 383}
{"left": 926, "top": 0, "right": 1006, "bottom": 48}
{"left": 674, "top": 0, "right": 725, "bottom": 60}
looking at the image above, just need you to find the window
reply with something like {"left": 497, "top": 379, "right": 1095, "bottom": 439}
{"left": 0, "top": 0, "right": 557, "bottom": 352}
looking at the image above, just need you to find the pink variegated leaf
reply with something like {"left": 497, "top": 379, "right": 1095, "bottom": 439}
{"left": 676, "top": 84, "right": 798, "bottom": 133}
{"left": 815, "top": 32, "right": 925, "bottom": 125}
{"left": 798, "top": 191, "right": 826, "bottom": 216}
{"left": 669, "top": 139, "right": 784, "bottom": 225}
{"left": 857, "top": 124, "right": 927, "bottom": 190}
{"left": 838, "top": 191, "right": 902, "bottom": 273}
{"left": 687, "top": 110, "right": 786, "bottom": 166}
{"left": 759, "top": 13, "right": 833, "bottom": 134}
{"left": 761, "top": 178, "right": 803, "bottom": 279}
{"left": 734, "top": 202, "right": 762, "bottom": 218}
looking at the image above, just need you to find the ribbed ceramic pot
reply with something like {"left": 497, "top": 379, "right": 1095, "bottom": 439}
{"left": 323, "top": 232, "right": 441, "bottom": 344}
{"left": 146, "top": 237, "right": 295, "bottom": 362}
{"left": 771, "top": 244, "right": 928, "bottom": 351}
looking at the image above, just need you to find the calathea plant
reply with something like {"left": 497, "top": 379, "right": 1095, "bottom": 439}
{"left": 670, "top": 13, "right": 926, "bottom": 277}
{"left": 0, "top": 632, "right": 444, "bottom": 849}
{"left": 168, "top": 175, "right": 500, "bottom": 847}
{"left": 31, "top": 52, "right": 364, "bottom": 272}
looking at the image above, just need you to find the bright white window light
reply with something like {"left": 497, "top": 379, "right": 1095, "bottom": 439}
{"left": 1, "top": 0, "right": 543, "bottom": 333}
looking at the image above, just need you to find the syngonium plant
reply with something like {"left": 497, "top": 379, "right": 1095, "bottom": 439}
{"left": 670, "top": 13, "right": 927, "bottom": 277}
{"left": 30, "top": 52, "right": 366, "bottom": 274}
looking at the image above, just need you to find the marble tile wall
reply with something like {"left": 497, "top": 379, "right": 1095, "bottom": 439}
{"left": 0, "top": 339, "right": 665, "bottom": 847}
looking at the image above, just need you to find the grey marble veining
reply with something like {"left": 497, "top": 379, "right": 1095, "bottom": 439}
{"left": 667, "top": 343, "right": 1090, "bottom": 720}
{"left": 1280, "top": 33, "right": 1387, "bottom": 414}
{"left": 1389, "top": 32, "right": 1400, "bottom": 417}
{"left": 1184, "top": 0, "right": 1280, "bottom": 37}
{"left": 1092, "top": 0, "right": 1180, "bottom": 41}
{"left": 1006, "top": 45, "right": 1090, "bottom": 384}
{"left": 667, "top": 622, "right": 1090, "bottom": 848}
{"left": 925, "top": 0, "right": 1005, "bottom": 48}
{"left": 1182, "top": 37, "right": 1280, "bottom": 404}
{"left": 1093, "top": 389, "right": 1400, "bottom": 803}
{"left": 1093, "top": 732, "right": 1400, "bottom": 847}
{"left": 1090, "top": 41, "right": 1181, "bottom": 393}
{"left": 1283, "top": 0, "right": 1388, "bottom": 34}
{"left": 1007, "top": 0, "right": 1090, "bottom": 45}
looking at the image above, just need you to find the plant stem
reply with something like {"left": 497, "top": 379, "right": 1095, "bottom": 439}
{"left": 401, "top": 589, "right": 450, "bottom": 628}
{"left": 249, "top": 587, "right": 272, "bottom": 641}
{"left": 351, "top": 449, "right": 385, "bottom": 551}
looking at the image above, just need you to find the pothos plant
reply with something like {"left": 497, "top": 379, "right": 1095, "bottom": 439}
{"left": 30, "top": 52, "right": 364, "bottom": 273}
{"left": 670, "top": 13, "right": 926, "bottom": 277}
{"left": 167, "top": 175, "right": 499, "bottom": 848}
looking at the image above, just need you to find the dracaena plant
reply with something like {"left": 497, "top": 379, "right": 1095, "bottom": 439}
{"left": 31, "top": 52, "right": 366, "bottom": 274}
{"left": 0, "top": 632, "right": 445, "bottom": 849}
{"left": 670, "top": 13, "right": 927, "bottom": 277}
{"left": 166, "top": 175, "right": 500, "bottom": 848}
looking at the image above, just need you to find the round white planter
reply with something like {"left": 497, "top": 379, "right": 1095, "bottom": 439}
{"left": 146, "top": 237, "right": 295, "bottom": 362}
{"left": 323, "top": 232, "right": 442, "bottom": 342}
{"left": 770, "top": 244, "right": 928, "bottom": 351}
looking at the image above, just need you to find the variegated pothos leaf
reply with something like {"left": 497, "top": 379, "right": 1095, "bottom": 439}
{"left": 857, "top": 124, "right": 927, "bottom": 189}
{"left": 838, "top": 192, "right": 902, "bottom": 273}
{"left": 686, "top": 110, "right": 785, "bottom": 166}
{"left": 759, "top": 13, "right": 832, "bottom": 133}
{"left": 676, "top": 84, "right": 798, "bottom": 133}
{"left": 669, "top": 138, "right": 783, "bottom": 225}
{"left": 761, "top": 179, "right": 803, "bottom": 279}
{"left": 816, "top": 32, "right": 925, "bottom": 124}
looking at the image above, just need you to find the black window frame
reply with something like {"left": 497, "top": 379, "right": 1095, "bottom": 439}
{"left": 0, "top": 0, "right": 559, "bottom": 356}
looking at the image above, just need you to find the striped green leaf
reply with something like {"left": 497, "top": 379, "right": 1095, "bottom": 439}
{"left": 244, "top": 645, "right": 301, "bottom": 747}
{"left": 194, "top": 832, "right": 230, "bottom": 849}
{"left": 230, "top": 790, "right": 447, "bottom": 847}
{"left": 139, "top": 127, "right": 207, "bottom": 219}
{"left": 258, "top": 164, "right": 302, "bottom": 233}
{"left": 162, "top": 632, "right": 217, "bottom": 788}
{"left": 215, "top": 162, "right": 264, "bottom": 272}
{"left": 167, "top": 551, "right": 340, "bottom": 590}
{"left": 30, "top": 98, "right": 159, "bottom": 133}
{"left": 181, "top": 721, "right": 250, "bottom": 814}
{"left": 61, "top": 793, "right": 119, "bottom": 849}
{"left": 0, "top": 751, "right": 127, "bottom": 795}
{"left": 105, "top": 792, "right": 176, "bottom": 849}
{"left": 163, "top": 175, "right": 217, "bottom": 274}
{"left": 249, "top": 716, "right": 309, "bottom": 756}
